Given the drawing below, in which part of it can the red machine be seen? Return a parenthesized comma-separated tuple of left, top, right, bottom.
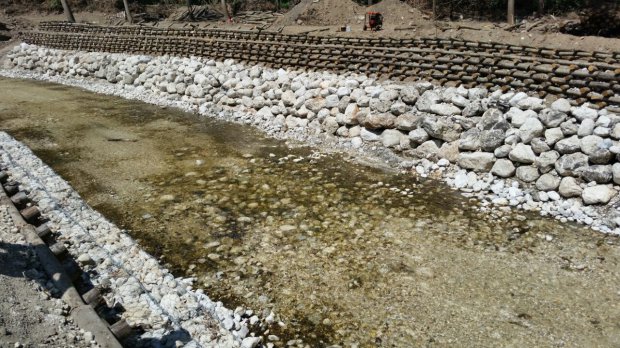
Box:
(363, 12, 384, 31)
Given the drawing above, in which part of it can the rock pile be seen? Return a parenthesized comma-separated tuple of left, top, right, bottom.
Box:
(3, 43, 620, 231)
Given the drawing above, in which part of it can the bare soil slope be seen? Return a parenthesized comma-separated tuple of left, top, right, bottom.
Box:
(275, 0, 426, 27)
(275, 0, 620, 53)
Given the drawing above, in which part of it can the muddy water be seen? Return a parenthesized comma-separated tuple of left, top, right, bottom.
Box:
(1, 77, 619, 347)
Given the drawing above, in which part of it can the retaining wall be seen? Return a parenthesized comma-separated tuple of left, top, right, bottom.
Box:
(20, 22, 620, 107)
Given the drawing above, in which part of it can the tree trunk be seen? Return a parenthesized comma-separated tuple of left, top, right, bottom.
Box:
(60, 0, 75, 23)
(123, 0, 133, 23)
(537, 0, 544, 15)
(507, 0, 515, 25)
(221, 0, 231, 21)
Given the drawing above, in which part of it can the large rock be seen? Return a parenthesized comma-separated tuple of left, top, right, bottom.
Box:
(381, 129, 404, 148)
(459, 128, 481, 151)
(577, 119, 595, 137)
(516, 166, 540, 182)
(530, 138, 550, 154)
(538, 108, 567, 128)
(360, 127, 381, 141)
(611, 123, 620, 140)
(614, 163, 620, 185)
(325, 94, 340, 108)
(395, 113, 421, 131)
(379, 89, 399, 101)
(468, 88, 487, 100)
(457, 152, 496, 172)
(580, 135, 613, 164)
(451, 94, 470, 108)
(321, 117, 339, 134)
(571, 106, 598, 121)
(361, 113, 395, 129)
(554, 135, 581, 154)
(516, 97, 544, 111)
(507, 107, 536, 128)
(551, 98, 571, 113)
(430, 103, 461, 116)
(558, 177, 582, 198)
(400, 86, 420, 105)
(576, 165, 613, 184)
(369, 98, 391, 113)
(479, 108, 509, 131)
(462, 101, 484, 117)
(582, 185, 616, 205)
(535, 150, 560, 173)
(494, 144, 512, 158)
(390, 102, 408, 116)
(281, 90, 296, 106)
(560, 120, 579, 136)
(519, 117, 544, 144)
(509, 144, 536, 164)
(438, 141, 460, 163)
(555, 153, 589, 176)
(480, 130, 506, 152)
(491, 159, 516, 178)
(544, 127, 564, 146)
(536, 173, 561, 191)
(415, 90, 441, 112)
(305, 97, 326, 112)
(408, 128, 429, 144)
(422, 116, 462, 142)
(241, 337, 262, 348)
(410, 140, 440, 159)
(342, 104, 361, 125)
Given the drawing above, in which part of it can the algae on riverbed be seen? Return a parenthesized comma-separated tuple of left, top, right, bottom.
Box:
(1, 77, 619, 347)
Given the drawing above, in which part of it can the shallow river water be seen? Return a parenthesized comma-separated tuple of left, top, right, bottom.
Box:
(1, 77, 619, 347)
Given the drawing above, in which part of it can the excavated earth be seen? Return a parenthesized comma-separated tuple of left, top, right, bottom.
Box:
(1, 77, 620, 347)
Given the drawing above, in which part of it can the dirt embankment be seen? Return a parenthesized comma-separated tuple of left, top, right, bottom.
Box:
(275, 0, 426, 27)
(274, 0, 620, 53)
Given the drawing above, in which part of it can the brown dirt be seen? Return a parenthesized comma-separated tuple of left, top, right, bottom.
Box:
(274, 0, 620, 53)
(274, 0, 427, 27)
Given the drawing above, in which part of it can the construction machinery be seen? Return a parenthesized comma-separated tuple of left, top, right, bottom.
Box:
(363, 12, 383, 31)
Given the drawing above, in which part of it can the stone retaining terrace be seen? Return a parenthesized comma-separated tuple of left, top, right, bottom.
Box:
(20, 21, 620, 106)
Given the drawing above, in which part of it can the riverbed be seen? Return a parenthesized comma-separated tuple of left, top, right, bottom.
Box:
(1, 77, 619, 347)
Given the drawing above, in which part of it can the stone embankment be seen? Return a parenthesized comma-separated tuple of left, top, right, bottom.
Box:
(20, 22, 620, 106)
(3, 43, 620, 236)
(0, 131, 262, 347)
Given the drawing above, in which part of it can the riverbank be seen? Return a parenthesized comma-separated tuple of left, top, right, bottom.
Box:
(1, 43, 620, 346)
(2, 43, 620, 235)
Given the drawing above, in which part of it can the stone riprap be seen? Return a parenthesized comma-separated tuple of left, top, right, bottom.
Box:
(0, 131, 257, 348)
(20, 22, 620, 106)
(3, 44, 620, 234)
